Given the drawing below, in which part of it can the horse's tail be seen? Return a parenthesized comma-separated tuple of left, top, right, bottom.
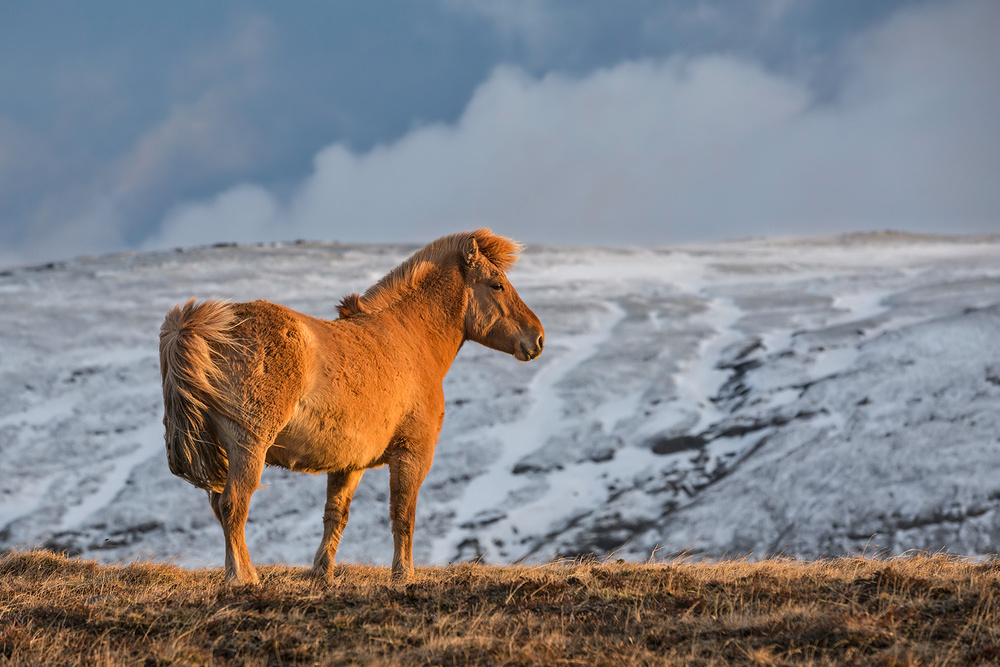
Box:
(159, 298, 236, 492)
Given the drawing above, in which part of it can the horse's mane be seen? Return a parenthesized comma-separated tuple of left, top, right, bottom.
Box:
(337, 228, 521, 318)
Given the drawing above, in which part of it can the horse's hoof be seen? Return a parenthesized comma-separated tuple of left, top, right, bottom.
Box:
(391, 569, 415, 584)
(224, 569, 261, 586)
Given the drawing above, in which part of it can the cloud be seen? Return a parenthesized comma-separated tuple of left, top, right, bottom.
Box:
(158, 184, 279, 248)
(3, 14, 274, 265)
(445, 0, 802, 58)
(146, 57, 806, 248)
(146, 0, 999, 251)
(443, 0, 555, 45)
(0, 117, 56, 219)
(114, 84, 264, 204)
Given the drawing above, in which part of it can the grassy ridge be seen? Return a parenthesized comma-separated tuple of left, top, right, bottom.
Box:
(1, 550, 999, 665)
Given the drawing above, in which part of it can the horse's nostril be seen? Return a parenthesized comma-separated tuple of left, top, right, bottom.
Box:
(536, 334, 544, 351)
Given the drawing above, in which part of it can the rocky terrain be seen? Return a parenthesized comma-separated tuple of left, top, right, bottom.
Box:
(2, 232, 999, 568)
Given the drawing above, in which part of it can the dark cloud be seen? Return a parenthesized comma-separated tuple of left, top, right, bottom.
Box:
(145, 0, 1000, 250)
(0, 1, 994, 266)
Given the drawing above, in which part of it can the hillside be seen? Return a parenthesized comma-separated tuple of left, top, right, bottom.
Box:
(1, 233, 1000, 568)
(2, 549, 999, 665)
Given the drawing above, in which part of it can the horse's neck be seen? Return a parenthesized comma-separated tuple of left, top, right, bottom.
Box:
(379, 274, 466, 378)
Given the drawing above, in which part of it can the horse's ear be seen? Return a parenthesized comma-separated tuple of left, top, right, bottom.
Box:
(462, 235, 480, 267)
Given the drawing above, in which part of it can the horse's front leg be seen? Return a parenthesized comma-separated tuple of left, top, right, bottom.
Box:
(388, 446, 434, 582)
(312, 468, 365, 581)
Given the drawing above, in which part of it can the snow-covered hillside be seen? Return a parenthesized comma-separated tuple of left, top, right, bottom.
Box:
(2, 233, 1000, 569)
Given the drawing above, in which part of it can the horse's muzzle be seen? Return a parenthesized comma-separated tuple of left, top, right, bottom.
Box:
(517, 333, 544, 361)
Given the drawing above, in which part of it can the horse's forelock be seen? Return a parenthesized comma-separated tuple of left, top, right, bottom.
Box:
(472, 228, 522, 273)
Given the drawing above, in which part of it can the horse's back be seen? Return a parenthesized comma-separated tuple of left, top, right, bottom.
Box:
(233, 303, 425, 472)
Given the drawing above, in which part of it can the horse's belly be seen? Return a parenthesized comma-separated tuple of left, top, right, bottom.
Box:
(268, 412, 390, 473)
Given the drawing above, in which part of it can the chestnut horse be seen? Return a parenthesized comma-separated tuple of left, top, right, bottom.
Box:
(159, 230, 544, 584)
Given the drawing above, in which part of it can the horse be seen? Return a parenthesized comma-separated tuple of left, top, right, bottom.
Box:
(159, 229, 545, 585)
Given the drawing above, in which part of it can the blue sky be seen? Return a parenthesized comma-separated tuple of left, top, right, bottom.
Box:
(1, 0, 997, 266)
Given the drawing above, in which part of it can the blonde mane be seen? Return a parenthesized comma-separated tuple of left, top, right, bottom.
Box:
(338, 228, 522, 317)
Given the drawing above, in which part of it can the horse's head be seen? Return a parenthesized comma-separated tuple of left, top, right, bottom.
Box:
(460, 234, 544, 361)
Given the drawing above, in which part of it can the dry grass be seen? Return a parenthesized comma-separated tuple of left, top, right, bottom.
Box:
(1, 549, 999, 665)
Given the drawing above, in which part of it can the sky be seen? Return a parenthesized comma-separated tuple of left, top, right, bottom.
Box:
(0, 0, 997, 267)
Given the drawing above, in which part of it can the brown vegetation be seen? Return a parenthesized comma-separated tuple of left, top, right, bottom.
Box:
(1, 549, 999, 665)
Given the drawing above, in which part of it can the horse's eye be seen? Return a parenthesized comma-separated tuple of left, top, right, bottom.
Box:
(490, 283, 504, 292)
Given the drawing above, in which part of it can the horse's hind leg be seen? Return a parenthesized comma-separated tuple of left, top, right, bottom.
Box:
(208, 490, 224, 525)
(212, 420, 268, 585)
(312, 469, 365, 581)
